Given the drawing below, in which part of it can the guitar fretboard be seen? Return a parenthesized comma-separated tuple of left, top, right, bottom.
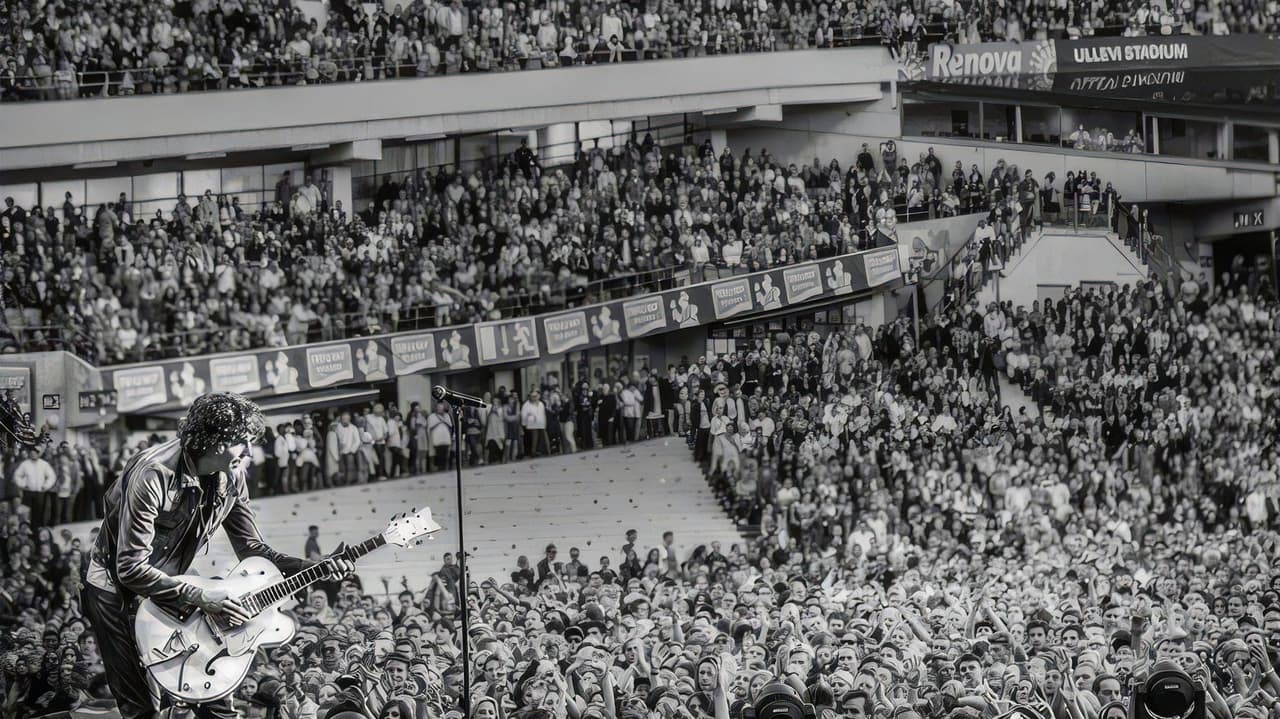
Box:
(246, 535, 386, 613)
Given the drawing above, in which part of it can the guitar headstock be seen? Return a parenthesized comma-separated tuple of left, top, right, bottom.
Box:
(382, 507, 443, 548)
(0, 390, 49, 453)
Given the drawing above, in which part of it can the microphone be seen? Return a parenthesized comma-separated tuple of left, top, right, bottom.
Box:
(431, 385, 489, 409)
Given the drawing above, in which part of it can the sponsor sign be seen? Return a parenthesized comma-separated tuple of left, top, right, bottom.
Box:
(1055, 36, 1280, 72)
(209, 356, 262, 394)
(305, 345, 355, 387)
(113, 366, 167, 412)
(709, 278, 754, 319)
(863, 248, 903, 286)
(622, 296, 667, 337)
(782, 265, 824, 304)
(389, 333, 438, 374)
(542, 312, 590, 355)
(926, 41, 1056, 79)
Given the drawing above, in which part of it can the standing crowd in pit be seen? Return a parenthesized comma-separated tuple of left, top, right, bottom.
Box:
(4, 215, 1279, 719)
(4, 0, 1278, 102)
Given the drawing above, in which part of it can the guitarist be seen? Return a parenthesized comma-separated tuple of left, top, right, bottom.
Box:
(80, 391, 355, 719)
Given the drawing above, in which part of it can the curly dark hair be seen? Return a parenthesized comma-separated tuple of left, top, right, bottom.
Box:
(178, 392, 266, 457)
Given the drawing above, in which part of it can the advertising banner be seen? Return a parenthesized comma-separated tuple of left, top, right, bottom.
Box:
(621, 296, 667, 338)
(543, 312, 591, 355)
(782, 264, 824, 304)
(389, 333, 438, 375)
(100, 246, 903, 412)
(863, 247, 904, 287)
(710, 277, 754, 319)
(209, 356, 262, 395)
(1052, 67, 1280, 105)
(113, 366, 168, 412)
(0, 365, 33, 415)
(1054, 36, 1280, 73)
(306, 344, 355, 388)
(925, 40, 1057, 80)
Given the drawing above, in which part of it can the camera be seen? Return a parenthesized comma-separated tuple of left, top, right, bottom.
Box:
(742, 683, 817, 719)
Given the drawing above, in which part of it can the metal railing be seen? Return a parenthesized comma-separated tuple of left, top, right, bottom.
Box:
(1116, 203, 1173, 280)
(3, 264, 691, 364)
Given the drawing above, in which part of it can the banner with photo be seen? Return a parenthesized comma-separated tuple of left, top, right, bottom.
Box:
(101, 247, 901, 413)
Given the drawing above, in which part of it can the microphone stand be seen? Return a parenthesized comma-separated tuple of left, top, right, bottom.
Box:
(451, 403, 471, 717)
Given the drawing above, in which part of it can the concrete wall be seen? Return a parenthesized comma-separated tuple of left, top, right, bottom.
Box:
(1192, 196, 1280, 238)
(2, 48, 894, 170)
(729, 105, 1277, 204)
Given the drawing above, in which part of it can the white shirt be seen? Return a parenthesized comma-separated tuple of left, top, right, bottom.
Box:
(521, 400, 548, 430)
(14, 458, 57, 492)
(365, 413, 389, 443)
(335, 423, 362, 454)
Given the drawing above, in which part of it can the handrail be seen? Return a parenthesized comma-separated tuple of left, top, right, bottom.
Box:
(0, 26, 905, 103)
(1116, 202, 1173, 281)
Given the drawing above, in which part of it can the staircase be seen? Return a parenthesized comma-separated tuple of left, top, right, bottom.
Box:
(61, 439, 746, 591)
(977, 227, 1149, 309)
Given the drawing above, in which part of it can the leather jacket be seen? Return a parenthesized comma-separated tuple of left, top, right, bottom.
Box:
(85, 438, 307, 609)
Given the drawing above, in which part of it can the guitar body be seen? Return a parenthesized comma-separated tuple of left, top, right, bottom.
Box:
(133, 556, 297, 705)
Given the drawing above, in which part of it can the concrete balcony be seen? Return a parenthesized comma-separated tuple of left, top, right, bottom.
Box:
(0, 48, 895, 171)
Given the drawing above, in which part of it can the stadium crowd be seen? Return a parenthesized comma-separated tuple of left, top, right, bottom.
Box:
(3, 217, 1278, 718)
(3, 137, 1051, 365)
(2, 0, 1277, 102)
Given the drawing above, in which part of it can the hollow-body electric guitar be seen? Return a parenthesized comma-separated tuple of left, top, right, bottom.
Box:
(133, 507, 442, 704)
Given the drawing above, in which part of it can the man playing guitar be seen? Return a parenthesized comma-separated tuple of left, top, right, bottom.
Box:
(81, 392, 355, 718)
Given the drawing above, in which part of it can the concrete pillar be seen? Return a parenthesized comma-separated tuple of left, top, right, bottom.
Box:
(1015, 105, 1024, 144)
(539, 123, 577, 166)
(708, 129, 727, 153)
(1269, 130, 1279, 165)
(323, 165, 352, 219)
(398, 372, 433, 415)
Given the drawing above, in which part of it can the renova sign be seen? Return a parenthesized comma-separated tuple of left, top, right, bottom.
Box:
(926, 41, 1057, 79)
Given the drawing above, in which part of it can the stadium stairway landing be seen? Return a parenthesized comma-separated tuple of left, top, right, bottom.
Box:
(976, 227, 1148, 310)
(60, 438, 746, 592)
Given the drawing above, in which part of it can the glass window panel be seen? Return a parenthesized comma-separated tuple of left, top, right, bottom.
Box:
(264, 162, 305, 190)
(1021, 105, 1061, 146)
(1233, 124, 1271, 163)
(1060, 108, 1145, 152)
(902, 99, 978, 139)
(0, 184, 40, 215)
(86, 176, 132, 207)
(183, 169, 222, 199)
(132, 172, 180, 222)
(1157, 117, 1219, 160)
(220, 166, 266, 213)
(430, 138, 455, 169)
(381, 145, 416, 174)
(980, 102, 1017, 142)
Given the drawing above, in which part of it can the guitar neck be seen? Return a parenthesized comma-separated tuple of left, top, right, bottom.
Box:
(249, 534, 386, 610)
